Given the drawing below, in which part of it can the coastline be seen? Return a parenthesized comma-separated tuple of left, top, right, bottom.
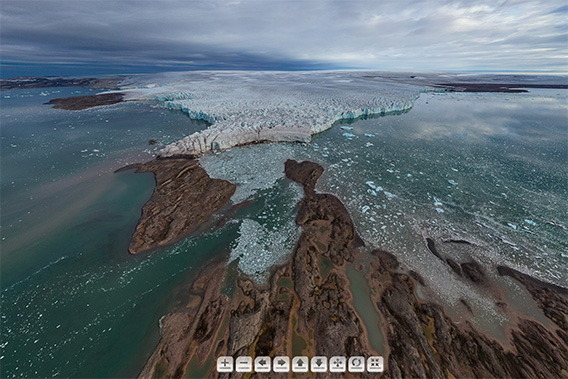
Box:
(3, 72, 566, 377)
(45, 92, 125, 110)
(136, 159, 568, 378)
(115, 157, 236, 255)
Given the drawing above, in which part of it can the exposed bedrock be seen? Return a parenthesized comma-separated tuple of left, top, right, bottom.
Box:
(221, 159, 373, 378)
(116, 157, 236, 254)
(368, 250, 568, 379)
(139, 260, 229, 379)
(498, 265, 568, 334)
(138, 159, 568, 378)
(45, 92, 125, 110)
(139, 159, 375, 378)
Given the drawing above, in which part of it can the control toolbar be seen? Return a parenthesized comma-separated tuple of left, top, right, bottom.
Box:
(217, 355, 384, 373)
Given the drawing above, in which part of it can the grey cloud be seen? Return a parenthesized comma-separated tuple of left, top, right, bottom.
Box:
(1, 0, 566, 76)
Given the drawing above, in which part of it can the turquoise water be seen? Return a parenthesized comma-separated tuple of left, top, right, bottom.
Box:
(0, 89, 237, 377)
(1, 86, 567, 377)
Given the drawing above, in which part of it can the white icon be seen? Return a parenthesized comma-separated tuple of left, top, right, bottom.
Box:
(349, 356, 365, 372)
(311, 356, 327, 372)
(273, 356, 290, 372)
(329, 356, 347, 372)
(292, 356, 309, 372)
(217, 356, 233, 372)
(254, 356, 271, 372)
(367, 356, 384, 372)
(235, 356, 253, 372)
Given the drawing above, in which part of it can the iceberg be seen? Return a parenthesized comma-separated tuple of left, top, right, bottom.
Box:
(118, 71, 422, 156)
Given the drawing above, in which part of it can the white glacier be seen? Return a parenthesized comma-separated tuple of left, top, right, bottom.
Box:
(118, 71, 423, 156)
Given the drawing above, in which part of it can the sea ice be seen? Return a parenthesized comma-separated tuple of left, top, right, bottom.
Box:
(384, 191, 396, 199)
(229, 218, 300, 283)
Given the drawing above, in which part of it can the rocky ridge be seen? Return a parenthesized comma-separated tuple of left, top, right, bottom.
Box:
(138, 160, 568, 378)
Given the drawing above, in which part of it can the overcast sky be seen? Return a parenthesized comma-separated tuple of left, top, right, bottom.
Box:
(1, 0, 567, 76)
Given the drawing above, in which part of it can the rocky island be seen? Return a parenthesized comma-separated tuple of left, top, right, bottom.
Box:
(45, 92, 125, 110)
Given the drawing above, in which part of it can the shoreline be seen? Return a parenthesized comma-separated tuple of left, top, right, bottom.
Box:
(45, 92, 126, 110)
(115, 157, 236, 255)
(136, 158, 568, 378)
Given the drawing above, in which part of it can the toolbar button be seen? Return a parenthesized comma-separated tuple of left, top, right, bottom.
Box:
(348, 356, 365, 372)
(367, 356, 384, 372)
(254, 356, 271, 372)
(217, 356, 233, 373)
(235, 356, 252, 372)
(292, 356, 309, 372)
(273, 356, 290, 372)
(329, 356, 347, 372)
(311, 356, 327, 372)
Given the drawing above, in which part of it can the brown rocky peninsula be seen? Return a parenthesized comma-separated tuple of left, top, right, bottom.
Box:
(138, 160, 568, 378)
(140, 159, 374, 378)
(45, 92, 125, 110)
(116, 157, 236, 254)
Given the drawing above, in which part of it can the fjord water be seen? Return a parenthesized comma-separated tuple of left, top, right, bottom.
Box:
(1, 86, 567, 377)
(0, 88, 240, 377)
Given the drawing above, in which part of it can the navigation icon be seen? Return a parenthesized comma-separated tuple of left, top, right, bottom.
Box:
(217, 356, 233, 373)
(254, 356, 271, 372)
(329, 356, 347, 372)
(273, 356, 290, 372)
(235, 356, 252, 372)
(348, 356, 365, 372)
(292, 356, 309, 372)
(311, 356, 327, 372)
(367, 356, 384, 372)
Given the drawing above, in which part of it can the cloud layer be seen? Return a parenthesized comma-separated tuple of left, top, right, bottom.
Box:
(1, 0, 566, 75)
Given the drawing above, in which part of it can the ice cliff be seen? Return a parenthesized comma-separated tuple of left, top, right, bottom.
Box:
(120, 71, 424, 156)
